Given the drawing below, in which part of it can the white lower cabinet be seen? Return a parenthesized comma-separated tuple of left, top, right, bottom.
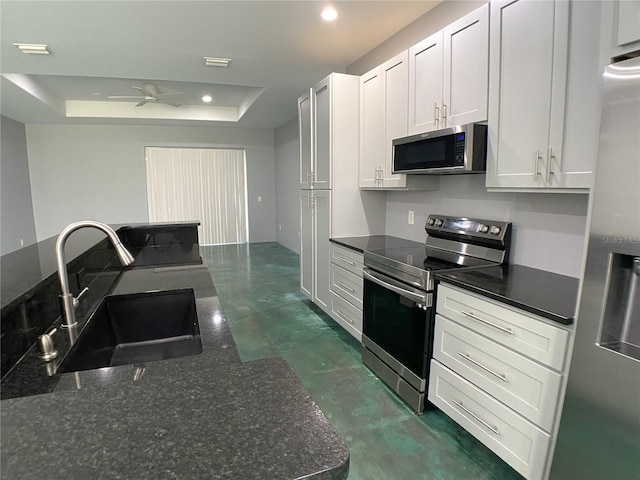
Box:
(329, 243, 364, 341)
(429, 361, 550, 480)
(429, 283, 572, 480)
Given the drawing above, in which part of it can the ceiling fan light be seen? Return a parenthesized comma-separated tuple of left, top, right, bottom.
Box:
(204, 57, 231, 68)
(13, 43, 50, 54)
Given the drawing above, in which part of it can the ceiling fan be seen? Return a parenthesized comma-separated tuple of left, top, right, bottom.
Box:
(108, 82, 183, 107)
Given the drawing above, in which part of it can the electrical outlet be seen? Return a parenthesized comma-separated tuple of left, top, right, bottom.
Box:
(408, 210, 415, 225)
(257, 196, 262, 203)
(20, 238, 24, 247)
(279, 224, 282, 231)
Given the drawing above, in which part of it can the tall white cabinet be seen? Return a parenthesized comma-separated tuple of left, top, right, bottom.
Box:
(299, 73, 384, 316)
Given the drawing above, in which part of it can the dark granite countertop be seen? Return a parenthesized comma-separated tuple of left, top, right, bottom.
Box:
(436, 264, 580, 325)
(1, 259, 349, 479)
(330, 235, 423, 254)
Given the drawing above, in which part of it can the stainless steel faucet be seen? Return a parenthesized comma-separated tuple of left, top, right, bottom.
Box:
(56, 220, 134, 327)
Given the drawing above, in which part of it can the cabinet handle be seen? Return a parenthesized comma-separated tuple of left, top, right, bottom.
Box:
(458, 352, 508, 383)
(452, 399, 500, 435)
(337, 256, 356, 266)
(546, 147, 554, 183)
(306, 171, 311, 186)
(533, 149, 541, 181)
(442, 101, 447, 127)
(336, 280, 355, 293)
(461, 310, 514, 335)
(434, 102, 440, 126)
(334, 309, 355, 324)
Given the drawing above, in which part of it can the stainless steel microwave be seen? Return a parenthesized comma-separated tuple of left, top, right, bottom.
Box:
(392, 123, 487, 175)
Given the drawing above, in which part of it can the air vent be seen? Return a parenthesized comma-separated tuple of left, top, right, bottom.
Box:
(204, 57, 231, 67)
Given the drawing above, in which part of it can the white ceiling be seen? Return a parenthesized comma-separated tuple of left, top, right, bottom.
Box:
(1, 0, 440, 129)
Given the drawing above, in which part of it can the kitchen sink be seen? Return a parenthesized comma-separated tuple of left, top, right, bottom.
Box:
(60, 289, 203, 373)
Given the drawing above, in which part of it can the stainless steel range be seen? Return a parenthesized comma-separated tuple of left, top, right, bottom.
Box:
(362, 215, 512, 413)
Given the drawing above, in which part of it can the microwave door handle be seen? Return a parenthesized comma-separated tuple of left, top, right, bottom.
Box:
(363, 269, 428, 305)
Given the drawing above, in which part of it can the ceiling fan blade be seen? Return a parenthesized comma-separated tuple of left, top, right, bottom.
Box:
(131, 85, 143, 91)
(108, 95, 145, 99)
(158, 99, 181, 107)
(135, 99, 149, 107)
(154, 92, 183, 98)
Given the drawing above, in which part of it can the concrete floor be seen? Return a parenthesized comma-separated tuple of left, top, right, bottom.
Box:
(202, 242, 523, 480)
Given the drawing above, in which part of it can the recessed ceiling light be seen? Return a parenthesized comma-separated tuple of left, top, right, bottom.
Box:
(13, 43, 50, 55)
(91, 91, 101, 95)
(204, 57, 231, 68)
(202, 95, 212, 103)
(321, 5, 338, 21)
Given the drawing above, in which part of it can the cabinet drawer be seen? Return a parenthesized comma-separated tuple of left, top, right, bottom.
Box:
(434, 315, 562, 432)
(330, 244, 364, 275)
(436, 284, 569, 370)
(330, 264, 363, 309)
(428, 360, 550, 480)
(330, 292, 362, 341)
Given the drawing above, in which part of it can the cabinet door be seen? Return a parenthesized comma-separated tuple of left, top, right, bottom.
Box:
(443, 3, 489, 127)
(408, 31, 443, 135)
(381, 51, 408, 188)
(298, 90, 313, 189)
(359, 67, 383, 188)
(299, 191, 313, 299)
(313, 190, 331, 313)
(486, 0, 567, 189)
(313, 77, 332, 189)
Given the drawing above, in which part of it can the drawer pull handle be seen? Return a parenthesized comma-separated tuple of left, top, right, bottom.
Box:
(334, 309, 354, 324)
(452, 399, 499, 435)
(458, 352, 508, 383)
(336, 280, 355, 293)
(461, 311, 514, 335)
(337, 256, 356, 266)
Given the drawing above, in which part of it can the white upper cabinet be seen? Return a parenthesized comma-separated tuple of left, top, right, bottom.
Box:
(312, 77, 332, 189)
(359, 68, 383, 189)
(298, 89, 313, 189)
(381, 51, 410, 188)
(408, 31, 443, 134)
(442, 3, 489, 128)
(611, 0, 640, 58)
(486, 0, 598, 191)
(409, 3, 489, 135)
(360, 52, 438, 190)
(360, 52, 408, 189)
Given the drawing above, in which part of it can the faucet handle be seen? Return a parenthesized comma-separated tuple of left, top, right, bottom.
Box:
(38, 328, 58, 362)
(72, 286, 89, 308)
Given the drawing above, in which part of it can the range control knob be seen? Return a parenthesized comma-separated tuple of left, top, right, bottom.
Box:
(426, 217, 435, 226)
(489, 225, 502, 235)
(478, 224, 489, 234)
(434, 218, 443, 227)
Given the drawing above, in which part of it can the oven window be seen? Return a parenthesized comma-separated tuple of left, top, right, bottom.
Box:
(363, 279, 430, 378)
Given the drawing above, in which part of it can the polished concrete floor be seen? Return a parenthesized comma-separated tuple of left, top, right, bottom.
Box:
(202, 242, 524, 480)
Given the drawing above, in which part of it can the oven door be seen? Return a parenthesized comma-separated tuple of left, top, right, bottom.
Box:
(362, 267, 433, 391)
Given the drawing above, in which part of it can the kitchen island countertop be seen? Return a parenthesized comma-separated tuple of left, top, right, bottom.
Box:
(1, 262, 349, 479)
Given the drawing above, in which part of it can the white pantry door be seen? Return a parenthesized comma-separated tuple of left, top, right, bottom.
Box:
(145, 147, 249, 245)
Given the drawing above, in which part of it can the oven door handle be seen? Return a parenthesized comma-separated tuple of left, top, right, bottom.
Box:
(363, 268, 431, 305)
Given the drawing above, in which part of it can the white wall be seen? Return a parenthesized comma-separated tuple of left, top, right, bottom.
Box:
(1, 115, 37, 255)
(386, 176, 589, 277)
(25, 124, 276, 243)
(274, 117, 300, 253)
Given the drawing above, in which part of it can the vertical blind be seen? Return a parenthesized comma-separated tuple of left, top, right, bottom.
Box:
(145, 147, 248, 245)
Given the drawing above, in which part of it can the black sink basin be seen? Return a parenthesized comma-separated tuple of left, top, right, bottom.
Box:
(60, 289, 203, 373)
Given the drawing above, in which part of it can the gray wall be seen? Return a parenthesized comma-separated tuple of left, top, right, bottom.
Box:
(274, 117, 300, 254)
(25, 124, 277, 243)
(1, 115, 37, 255)
(385, 176, 589, 277)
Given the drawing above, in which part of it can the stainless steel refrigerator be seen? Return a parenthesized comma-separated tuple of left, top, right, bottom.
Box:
(550, 57, 640, 478)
